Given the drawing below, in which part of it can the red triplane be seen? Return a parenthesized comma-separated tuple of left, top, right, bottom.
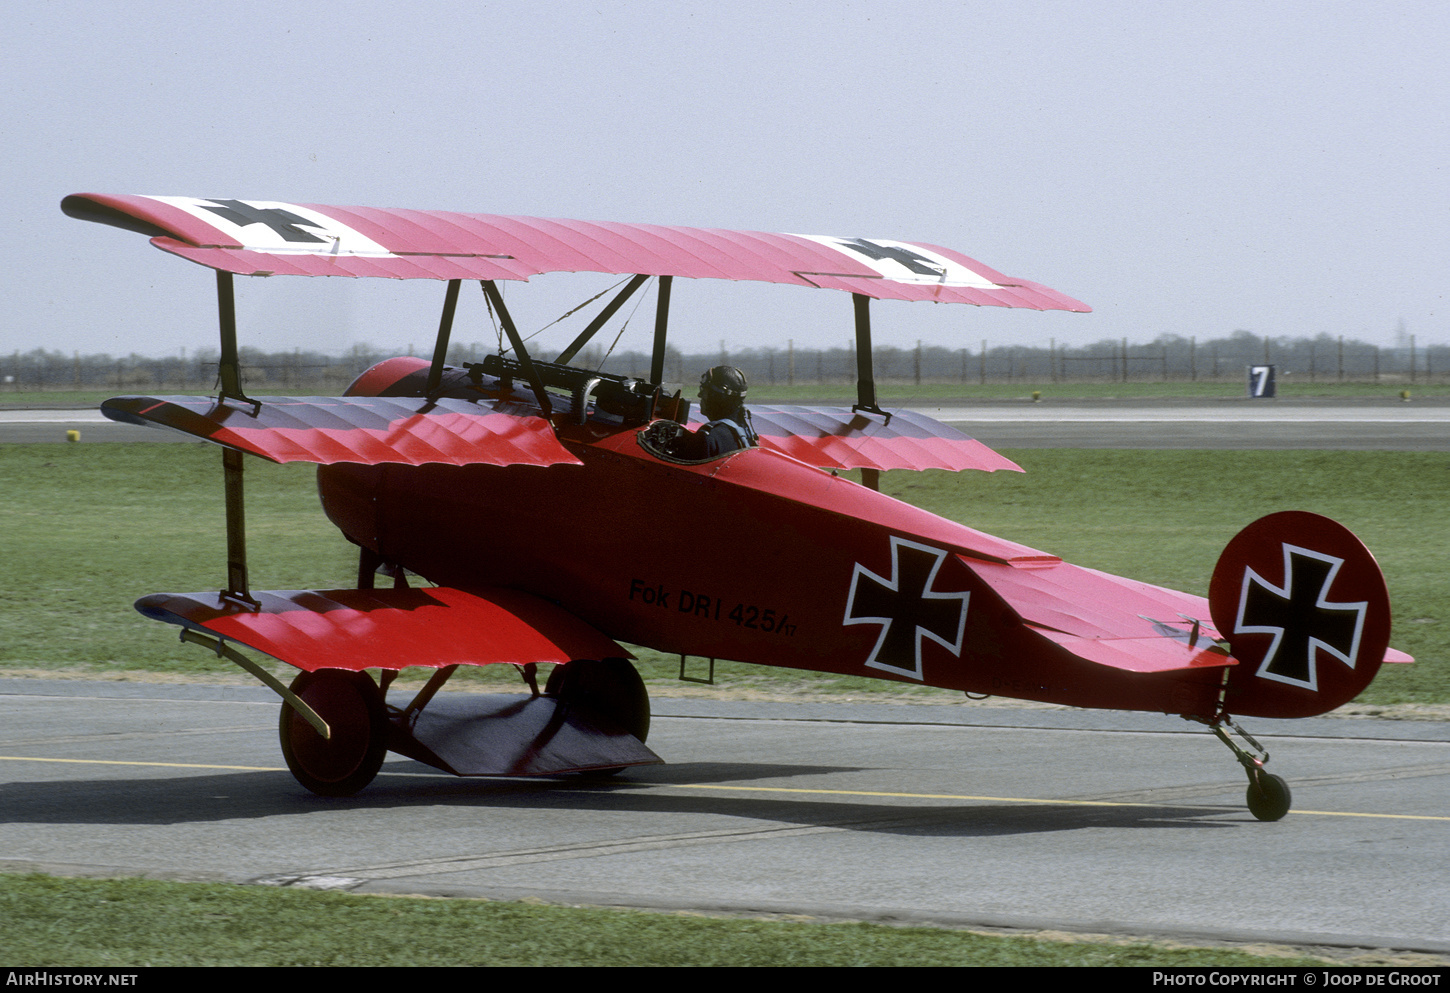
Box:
(64, 194, 1411, 820)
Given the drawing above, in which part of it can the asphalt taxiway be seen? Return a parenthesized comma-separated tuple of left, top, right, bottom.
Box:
(927, 397, 1450, 450)
(1, 679, 1445, 954)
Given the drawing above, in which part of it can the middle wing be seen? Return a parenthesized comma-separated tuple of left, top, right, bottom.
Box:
(102, 393, 581, 466)
(746, 405, 1022, 474)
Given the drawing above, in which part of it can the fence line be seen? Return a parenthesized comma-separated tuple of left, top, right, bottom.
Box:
(3, 337, 1445, 392)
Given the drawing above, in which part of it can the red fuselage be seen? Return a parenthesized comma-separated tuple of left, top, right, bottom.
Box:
(318, 361, 1228, 717)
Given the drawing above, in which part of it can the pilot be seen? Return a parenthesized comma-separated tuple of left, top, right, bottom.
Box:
(652, 365, 758, 459)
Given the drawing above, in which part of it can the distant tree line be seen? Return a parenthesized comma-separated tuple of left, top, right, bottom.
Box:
(3, 330, 1444, 393)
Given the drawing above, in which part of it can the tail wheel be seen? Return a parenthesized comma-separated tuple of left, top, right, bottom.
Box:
(1247, 773, 1292, 822)
(546, 657, 650, 742)
(279, 669, 388, 797)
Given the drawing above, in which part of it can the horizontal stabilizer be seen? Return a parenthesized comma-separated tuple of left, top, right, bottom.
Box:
(103, 394, 581, 467)
(747, 405, 1022, 474)
(1035, 630, 1233, 674)
(964, 556, 1222, 642)
(136, 587, 626, 672)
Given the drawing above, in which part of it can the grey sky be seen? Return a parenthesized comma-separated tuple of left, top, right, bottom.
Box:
(8, 1, 1447, 361)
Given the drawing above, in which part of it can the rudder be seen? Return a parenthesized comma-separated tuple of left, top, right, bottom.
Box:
(1208, 511, 1391, 719)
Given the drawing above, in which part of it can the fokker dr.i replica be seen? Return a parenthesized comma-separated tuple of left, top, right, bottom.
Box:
(64, 194, 1411, 820)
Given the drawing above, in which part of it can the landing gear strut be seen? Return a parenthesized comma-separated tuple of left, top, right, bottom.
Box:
(1206, 717, 1292, 822)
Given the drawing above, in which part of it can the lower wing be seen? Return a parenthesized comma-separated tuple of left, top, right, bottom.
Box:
(135, 586, 626, 671)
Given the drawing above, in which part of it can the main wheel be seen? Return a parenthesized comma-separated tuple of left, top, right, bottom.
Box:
(545, 657, 650, 742)
(279, 669, 388, 797)
(1246, 772, 1292, 822)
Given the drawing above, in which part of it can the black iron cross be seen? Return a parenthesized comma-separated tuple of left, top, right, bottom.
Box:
(200, 199, 328, 243)
(1238, 547, 1364, 689)
(845, 539, 969, 679)
(836, 238, 947, 278)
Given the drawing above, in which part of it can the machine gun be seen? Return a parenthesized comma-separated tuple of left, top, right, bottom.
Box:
(468, 354, 688, 426)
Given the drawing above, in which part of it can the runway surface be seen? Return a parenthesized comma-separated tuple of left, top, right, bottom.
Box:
(3, 397, 1450, 449)
(1, 679, 1446, 953)
(926, 398, 1450, 450)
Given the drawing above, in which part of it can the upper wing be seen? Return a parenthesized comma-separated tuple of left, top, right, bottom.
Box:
(103, 393, 581, 466)
(61, 194, 1089, 311)
(746, 405, 1022, 474)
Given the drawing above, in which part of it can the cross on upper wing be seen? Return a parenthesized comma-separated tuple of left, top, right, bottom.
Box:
(199, 199, 329, 243)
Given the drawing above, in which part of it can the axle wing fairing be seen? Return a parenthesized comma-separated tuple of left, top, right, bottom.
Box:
(136, 587, 626, 673)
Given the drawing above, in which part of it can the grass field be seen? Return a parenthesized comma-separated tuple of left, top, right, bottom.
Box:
(0, 442, 1442, 704)
(0, 873, 1358, 967)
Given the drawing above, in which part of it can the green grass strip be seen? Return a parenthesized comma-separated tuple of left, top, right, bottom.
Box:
(0, 873, 1335, 967)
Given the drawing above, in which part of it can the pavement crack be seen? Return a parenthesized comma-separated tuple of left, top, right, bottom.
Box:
(261, 818, 900, 885)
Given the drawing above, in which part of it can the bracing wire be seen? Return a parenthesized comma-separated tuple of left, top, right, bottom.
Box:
(596, 277, 653, 374)
(482, 276, 635, 359)
(524, 276, 631, 344)
(481, 282, 504, 355)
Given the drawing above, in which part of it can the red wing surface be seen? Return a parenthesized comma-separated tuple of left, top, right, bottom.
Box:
(62, 194, 1090, 310)
(135, 587, 625, 672)
(747, 405, 1023, 473)
(102, 394, 581, 467)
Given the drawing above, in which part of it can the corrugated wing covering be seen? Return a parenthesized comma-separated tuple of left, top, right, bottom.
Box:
(102, 394, 582, 466)
(747, 405, 1024, 473)
(135, 587, 627, 672)
(62, 193, 1090, 311)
